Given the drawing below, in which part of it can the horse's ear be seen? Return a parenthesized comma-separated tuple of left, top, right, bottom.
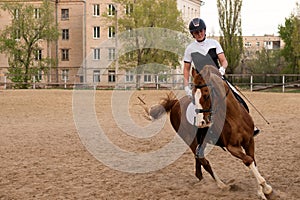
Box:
(191, 68, 197, 78)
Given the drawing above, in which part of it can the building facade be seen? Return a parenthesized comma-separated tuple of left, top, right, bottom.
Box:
(242, 35, 284, 60)
(177, 0, 202, 24)
(0, 0, 285, 88)
(0, 0, 202, 87)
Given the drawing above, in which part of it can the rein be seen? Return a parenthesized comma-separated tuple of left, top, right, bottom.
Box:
(195, 108, 212, 114)
(194, 83, 210, 89)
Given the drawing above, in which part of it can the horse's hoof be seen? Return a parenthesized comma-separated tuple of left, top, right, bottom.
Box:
(264, 189, 286, 200)
(218, 183, 230, 191)
(195, 173, 203, 181)
(228, 183, 242, 192)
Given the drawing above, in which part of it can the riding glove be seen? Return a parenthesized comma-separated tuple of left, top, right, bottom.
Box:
(219, 66, 226, 76)
(184, 86, 192, 97)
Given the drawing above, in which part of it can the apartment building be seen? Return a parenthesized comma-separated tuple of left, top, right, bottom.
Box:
(0, 0, 202, 86)
(242, 35, 284, 60)
(0, 0, 85, 85)
(210, 34, 284, 59)
(177, 0, 202, 24)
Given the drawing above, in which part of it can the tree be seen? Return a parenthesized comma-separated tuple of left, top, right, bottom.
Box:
(246, 48, 284, 74)
(278, 3, 300, 74)
(217, 0, 243, 73)
(106, 0, 188, 87)
(0, 0, 59, 88)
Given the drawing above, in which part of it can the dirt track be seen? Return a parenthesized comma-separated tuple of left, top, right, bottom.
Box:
(0, 90, 299, 199)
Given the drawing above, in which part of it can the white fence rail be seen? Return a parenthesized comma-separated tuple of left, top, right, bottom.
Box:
(1, 73, 300, 92)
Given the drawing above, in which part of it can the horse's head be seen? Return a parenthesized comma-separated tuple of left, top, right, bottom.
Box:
(191, 66, 212, 126)
(191, 65, 226, 127)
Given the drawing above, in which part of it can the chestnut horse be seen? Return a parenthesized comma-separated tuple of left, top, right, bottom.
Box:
(146, 65, 274, 199)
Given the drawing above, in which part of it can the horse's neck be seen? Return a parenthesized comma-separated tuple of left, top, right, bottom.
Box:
(216, 83, 241, 114)
(227, 93, 240, 109)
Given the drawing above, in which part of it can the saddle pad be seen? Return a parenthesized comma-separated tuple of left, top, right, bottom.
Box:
(186, 102, 203, 125)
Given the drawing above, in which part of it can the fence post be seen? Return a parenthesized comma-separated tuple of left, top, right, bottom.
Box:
(156, 75, 159, 90)
(250, 75, 253, 92)
(282, 75, 285, 93)
(4, 76, 6, 90)
(33, 76, 36, 89)
(64, 76, 67, 89)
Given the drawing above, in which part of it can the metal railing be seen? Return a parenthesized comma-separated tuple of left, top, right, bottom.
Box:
(1, 73, 300, 92)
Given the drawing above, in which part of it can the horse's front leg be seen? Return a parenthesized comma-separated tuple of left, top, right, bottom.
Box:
(195, 158, 203, 181)
(195, 144, 228, 189)
(190, 138, 203, 181)
(196, 156, 229, 190)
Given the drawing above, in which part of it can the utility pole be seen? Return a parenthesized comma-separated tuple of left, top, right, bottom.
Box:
(115, 5, 119, 85)
(83, 0, 87, 83)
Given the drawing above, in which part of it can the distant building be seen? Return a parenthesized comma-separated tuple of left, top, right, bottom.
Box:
(177, 0, 202, 25)
(0, 0, 285, 87)
(0, 0, 202, 87)
(242, 35, 283, 59)
(210, 34, 284, 60)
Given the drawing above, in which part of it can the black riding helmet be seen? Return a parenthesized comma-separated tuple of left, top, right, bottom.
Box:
(189, 18, 206, 33)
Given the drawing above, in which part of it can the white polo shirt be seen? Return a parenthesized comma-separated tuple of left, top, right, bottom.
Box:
(184, 38, 224, 72)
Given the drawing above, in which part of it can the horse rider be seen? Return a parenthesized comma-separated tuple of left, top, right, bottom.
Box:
(183, 17, 260, 136)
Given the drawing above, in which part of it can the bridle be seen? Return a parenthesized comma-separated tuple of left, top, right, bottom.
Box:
(193, 81, 230, 120)
(193, 83, 212, 114)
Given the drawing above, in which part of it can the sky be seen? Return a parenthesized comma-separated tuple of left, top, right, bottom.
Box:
(200, 0, 299, 36)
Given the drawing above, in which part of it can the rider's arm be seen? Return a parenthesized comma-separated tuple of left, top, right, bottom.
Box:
(184, 62, 191, 87)
(218, 52, 228, 70)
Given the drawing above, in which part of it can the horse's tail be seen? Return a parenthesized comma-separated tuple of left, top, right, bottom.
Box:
(144, 92, 178, 120)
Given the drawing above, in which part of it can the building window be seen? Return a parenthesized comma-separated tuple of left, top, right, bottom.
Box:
(35, 49, 42, 60)
(108, 4, 115, 16)
(61, 69, 69, 81)
(14, 9, 19, 20)
(93, 4, 100, 16)
(108, 70, 115, 82)
(126, 26, 133, 37)
(93, 48, 100, 60)
(61, 9, 69, 20)
(125, 4, 133, 15)
(93, 70, 100, 82)
(61, 49, 69, 61)
(126, 71, 134, 82)
(36, 70, 43, 81)
(256, 42, 260, 47)
(14, 29, 20, 40)
(93, 26, 100, 39)
(126, 51, 134, 60)
(144, 74, 151, 82)
(108, 48, 115, 60)
(245, 42, 251, 47)
(34, 8, 40, 19)
(108, 26, 115, 38)
(79, 76, 84, 83)
(62, 29, 69, 40)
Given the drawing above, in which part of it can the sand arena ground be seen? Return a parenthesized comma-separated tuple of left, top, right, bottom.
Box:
(0, 90, 299, 199)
